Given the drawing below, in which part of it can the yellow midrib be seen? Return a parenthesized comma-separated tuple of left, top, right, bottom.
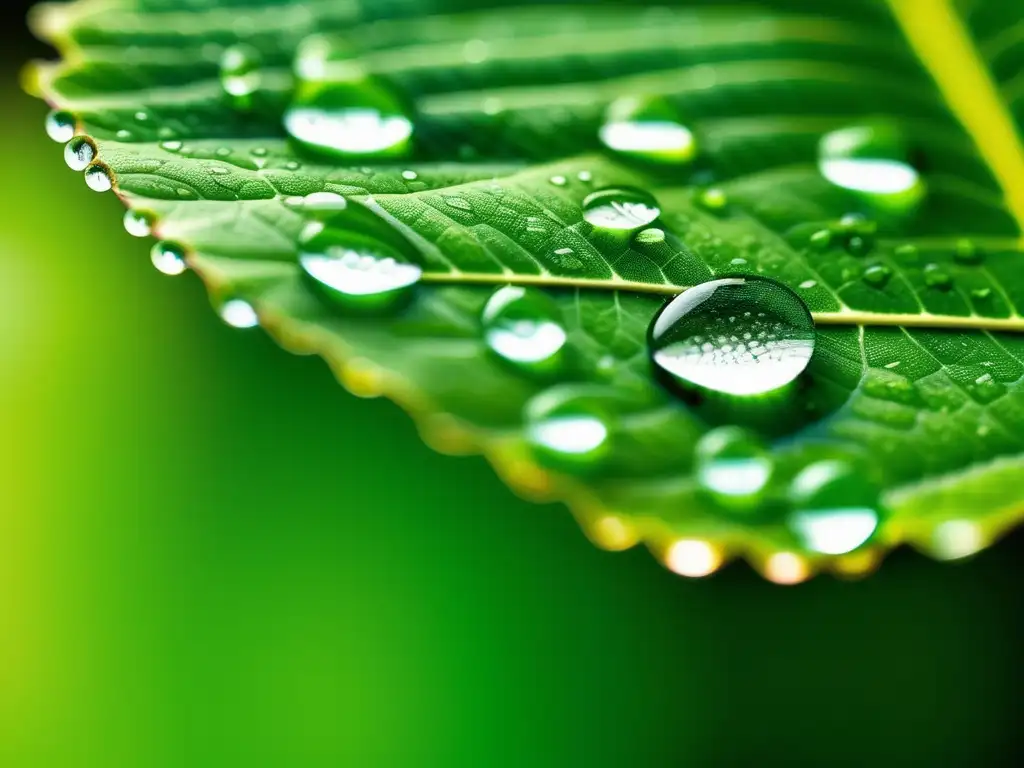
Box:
(886, 0, 1024, 244)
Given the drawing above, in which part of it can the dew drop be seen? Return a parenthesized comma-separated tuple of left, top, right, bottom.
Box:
(635, 227, 665, 245)
(481, 286, 567, 373)
(924, 263, 952, 290)
(46, 110, 75, 143)
(953, 238, 983, 264)
(798, 280, 817, 290)
(862, 264, 892, 288)
(160, 140, 182, 152)
(582, 187, 661, 231)
(549, 175, 567, 186)
(298, 215, 422, 311)
(150, 241, 187, 276)
(599, 96, 697, 165)
(220, 298, 259, 328)
(84, 165, 113, 192)
(818, 124, 924, 212)
(283, 191, 348, 214)
(220, 43, 262, 107)
(695, 426, 772, 507)
(123, 209, 154, 237)
(786, 460, 882, 555)
(844, 235, 872, 256)
(577, 170, 593, 183)
(64, 136, 96, 171)
(695, 187, 728, 214)
(649, 276, 815, 398)
(808, 229, 832, 251)
(525, 391, 611, 469)
(971, 287, 992, 300)
(115, 129, 133, 141)
(402, 169, 418, 181)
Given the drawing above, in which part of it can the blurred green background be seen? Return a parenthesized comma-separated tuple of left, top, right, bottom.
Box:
(2, 25, 1022, 767)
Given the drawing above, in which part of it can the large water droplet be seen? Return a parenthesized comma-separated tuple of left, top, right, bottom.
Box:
(818, 124, 924, 212)
(64, 136, 96, 171)
(151, 241, 187, 275)
(219, 43, 262, 107)
(695, 426, 772, 506)
(46, 110, 75, 143)
(123, 209, 154, 237)
(786, 460, 881, 555)
(582, 187, 661, 231)
(599, 96, 697, 164)
(525, 391, 611, 469)
(649, 276, 816, 398)
(482, 286, 567, 373)
(298, 215, 422, 310)
(84, 165, 113, 192)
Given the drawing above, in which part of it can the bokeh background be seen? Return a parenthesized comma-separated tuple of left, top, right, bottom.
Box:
(2, 4, 1022, 766)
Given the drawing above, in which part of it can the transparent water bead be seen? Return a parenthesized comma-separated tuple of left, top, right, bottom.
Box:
(283, 191, 348, 215)
(123, 209, 154, 237)
(219, 43, 262, 107)
(525, 390, 612, 470)
(599, 96, 697, 165)
(298, 217, 422, 310)
(84, 165, 113, 192)
(649, 276, 816, 398)
(818, 124, 924, 212)
(150, 241, 187, 276)
(582, 187, 661, 231)
(64, 136, 96, 171)
(786, 460, 882, 555)
(481, 286, 567, 374)
(695, 427, 772, 506)
(46, 110, 75, 143)
(220, 299, 259, 328)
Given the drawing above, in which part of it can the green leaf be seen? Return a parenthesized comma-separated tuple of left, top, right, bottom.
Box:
(26, 0, 1024, 580)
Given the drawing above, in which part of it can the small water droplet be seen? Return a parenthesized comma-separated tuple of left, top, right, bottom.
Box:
(220, 43, 262, 107)
(283, 191, 348, 214)
(884, 361, 901, 369)
(220, 298, 259, 328)
(844, 235, 872, 256)
(481, 286, 567, 373)
(160, 140, 182, 152)
(818, 124, 924, 212)
(402, 169, 418, 181)
(953, 238, 983, 264)
(893, 243, 919, 260)
(577, 170, 592, 183)
(599, 96, 697, 164)
(156, 126, 177, 140)
(975, 372, 993, 385)
(798, 280, 817, 290)
(251, 146, 268, 157)
(445, 196, 472, 212)
(115, 129, 133, 141)
(150, 241, 187, 275)
(549, 175, 567, 186)
(582, 187, 661, 231)
(525, 391, 611, 469)
(808, 229, 832, 250)
(134, 111, 149, 122)
(285, 160, 301, 171)
(123, 209, 154, 237)
(649, 276, 815, 398)
(971, 287, 992, 300)
(46, 110, 75, 143)
(786, 460, 882, 555)
(84, 165, 113, 192)
(298, 214, 422, 310)
(695, 187, 728, 213)
(862, 264, 892, 288)
(924, 263, 952, 290)
(64, 136, 96, 171)
(695, 426, 772, 507)
(635, 227, 665, 245)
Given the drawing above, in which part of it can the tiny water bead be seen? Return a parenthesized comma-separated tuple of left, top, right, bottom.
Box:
(283, 191, 348, 214)
(481, 286, 567, 373)
(123, 209, 154, 237)
(786, 460, 882, 555)
(953, 238, 983, 264)
(45, 110, 75, 143)
(150, 241, 187, 276)
(862, 264, 892, 288)
(924, 263, 953, 290)
(599, 96, 697, 165)
(219, 43, 262, 106)
(695, 187, 728, 214)
(525, 391, 612, 470)
(219, 298, 259, 329)
(817, 124, 925, 213)
(694, 427, 772, 506)
(581, 187, 661, 231)
(84, 165, 113, 192)
(648, 276, 816, 398)
(298, 217, 422, 310)
(635, 227, 665, 245)
(64, 136, 96, 171)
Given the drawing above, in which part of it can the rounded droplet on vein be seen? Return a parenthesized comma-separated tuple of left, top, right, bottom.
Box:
(481, 286, 567, 374)
(582, 187, 661, 231)
(648, 276, 816, 398)
(525, 390, 612, 471)
(599, 96, 697, 165)
(818, 124, 924, 213)
(219, 43, 262, 107)
(64, 136, 96, 171)
(298, 216, 422, 311)
(219, 298, 259, 328)
(786, 460, 882, 555)
(84, 165, 113, 192)
(283, 191, 348, 215)
(150, 240, 187, 276)
(46, 110, 75, 143)
(862, 264, 891, 288)
(695, 426, 772, 508)
(123, 209, 155, 237)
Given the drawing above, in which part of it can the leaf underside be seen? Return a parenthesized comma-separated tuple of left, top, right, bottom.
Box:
(26, 0, 1024, 580)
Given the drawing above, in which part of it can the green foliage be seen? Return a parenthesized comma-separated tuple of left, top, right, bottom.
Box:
(26, 0, 1024, 578)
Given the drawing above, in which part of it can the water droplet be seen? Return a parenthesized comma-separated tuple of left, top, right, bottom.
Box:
(808, 229, 832, 250)
(971, 287, 992, 300)
(924, 263, 952, 290)
(525, 391, 611, 469)
(665, 539, 723, 578)
(298, 215, 422, 310)
(635, 227, 665, 245)
(402, 169, 418, 181)
(953, 238, 983, 264)
(763, 552, 810, 585)
(786, 460, 881, 555)
(695, 187, 728, 214)
(549, 175, 567, 186)
(157, 126, 178, 140)
(798, 280, 817, 290)
(64, 136, 96, 171)
(844, 235, 872, 256)
(220, 298, 259, 328)
(649, 276, 816, 398)
(893, 243, 919, 260)
(481, 286, 567, 373)
(134, 111, 149, 122)
(123, 209, 154, 237)
(582, 187, 661, 231)
(818, 124, 924, 212)
(46, 110, 75, 142)
(445, 196, 472, 212)
(931, 519, 984, 561)
(599, 96, 697, 164)
(219, 43, 262, 107)
(577, 170, 593, 183)
(115, 129, 133, 141)
(84, 165, 113, 192)
(283, 191, 348, 214)
(150, 241, 187, 275)
(160, 140, 182, 152)
(862, 264, 892, 288)
(884, 361, 901, 369)
(695, 427, 772, 506)
(251, 146, 268, 157)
